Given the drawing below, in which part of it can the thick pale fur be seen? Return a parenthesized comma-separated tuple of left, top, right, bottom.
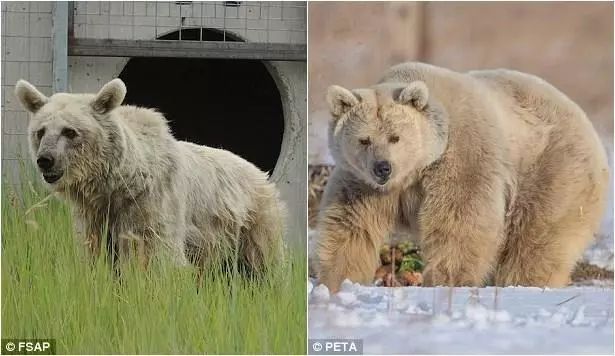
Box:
(15, 79, 286, 273)
(317, 62, 608, 292)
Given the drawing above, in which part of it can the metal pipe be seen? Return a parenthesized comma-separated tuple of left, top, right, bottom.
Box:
(52, 1, 69, 92)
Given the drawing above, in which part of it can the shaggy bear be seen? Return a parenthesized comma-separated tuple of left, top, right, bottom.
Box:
(316, 62, 608, 292)
(15, 79, 286, 273)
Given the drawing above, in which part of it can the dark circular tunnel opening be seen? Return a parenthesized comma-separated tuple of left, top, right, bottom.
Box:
(117, 28, 284, 173)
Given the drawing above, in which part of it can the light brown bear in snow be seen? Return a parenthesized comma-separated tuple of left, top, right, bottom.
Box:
(316, 62, 608, 292)
(15, 79, 285, 273)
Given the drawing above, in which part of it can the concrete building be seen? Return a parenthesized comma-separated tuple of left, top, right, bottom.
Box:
(1, 1, 307, 246)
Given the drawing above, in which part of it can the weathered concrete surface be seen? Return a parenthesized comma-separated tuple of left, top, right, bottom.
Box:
(268, 61, 307, 248)
(69, 38, 306, 61)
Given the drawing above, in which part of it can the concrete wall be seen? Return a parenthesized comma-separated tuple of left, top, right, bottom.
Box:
(268, 61, 307, 247)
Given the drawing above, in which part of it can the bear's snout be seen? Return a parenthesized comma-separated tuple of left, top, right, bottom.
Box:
(36, 153, 63, 184)
(373, 160, 392, 183)
(37, 153, 55, 171)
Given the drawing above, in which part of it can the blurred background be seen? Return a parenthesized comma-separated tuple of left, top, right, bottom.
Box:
(308, 1, 613, 273)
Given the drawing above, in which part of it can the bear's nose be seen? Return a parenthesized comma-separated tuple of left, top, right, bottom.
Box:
(37, 154, 55, 171)
(373, 160, 391, 180)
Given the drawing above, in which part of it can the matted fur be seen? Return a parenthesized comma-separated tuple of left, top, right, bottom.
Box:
(316, 62, 608, 292)
(15, 79, 286, 273)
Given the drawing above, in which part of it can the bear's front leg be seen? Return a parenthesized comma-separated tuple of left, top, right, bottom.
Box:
(316, 220, 382, 293)
(316, 178, 398, 293)
(420, 225, 498, 287)
(76, 213, 107, 264)
(116, 232, 152, 271)
(419, 172, 506, 287)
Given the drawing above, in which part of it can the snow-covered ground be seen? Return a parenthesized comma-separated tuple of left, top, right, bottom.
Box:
(309, 280, 614, 354)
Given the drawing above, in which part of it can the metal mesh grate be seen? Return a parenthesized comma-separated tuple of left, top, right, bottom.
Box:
(71, 1, 306, 44)
(1, 2, 54, 182)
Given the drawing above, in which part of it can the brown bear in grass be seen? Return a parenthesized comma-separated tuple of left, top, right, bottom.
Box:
(315, 62, 609, 292)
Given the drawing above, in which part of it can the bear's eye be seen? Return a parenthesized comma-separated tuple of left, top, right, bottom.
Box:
(389, 135, 400, 144)
(62, 128, 78, 139)
(359, 138, 371, 146)
(36, 128, 45, 140)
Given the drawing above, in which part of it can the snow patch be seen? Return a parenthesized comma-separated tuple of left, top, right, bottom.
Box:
(309, 284, 614, 354)
(311, 284, 330, 303)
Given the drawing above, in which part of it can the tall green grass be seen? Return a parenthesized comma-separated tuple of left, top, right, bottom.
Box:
(1, 171, 306, 354)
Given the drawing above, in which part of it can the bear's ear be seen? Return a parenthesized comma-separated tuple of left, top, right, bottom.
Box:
(397, 81, 429, 110)
(326, 85, 360, 117)
(91, 78, 126, 115)
(15, 80, 48, 113)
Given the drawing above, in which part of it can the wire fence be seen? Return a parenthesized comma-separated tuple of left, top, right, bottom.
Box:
(1, 2, 53, 180)
(72, 1, 306, 44)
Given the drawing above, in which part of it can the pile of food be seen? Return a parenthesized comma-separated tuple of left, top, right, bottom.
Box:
(375, 242, 424, 287)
